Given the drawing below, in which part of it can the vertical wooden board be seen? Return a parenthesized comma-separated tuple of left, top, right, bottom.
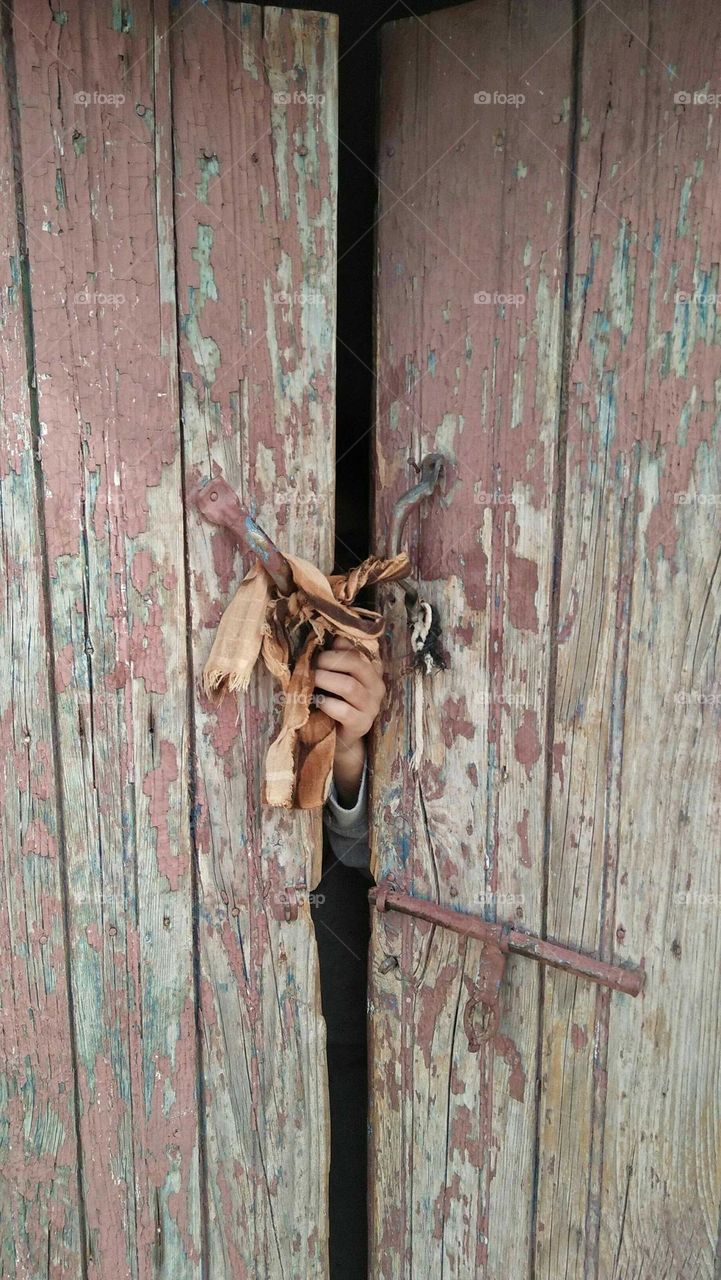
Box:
(369, 3, 572, 1276)
(538, 2, 721, 1276)
(12, 2, 201, 1274)
(171, 4, 336, 1275)
(0, 37, 84, 1276)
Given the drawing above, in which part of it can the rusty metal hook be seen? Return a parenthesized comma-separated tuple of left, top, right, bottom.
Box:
(192, 474, 294, 595)
(387, 452, 446, 609)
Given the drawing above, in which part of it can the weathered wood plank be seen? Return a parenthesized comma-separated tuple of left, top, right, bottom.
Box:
(369, 3, 572, 1276)
(171, 4, 336, 1275)
(0, 24, 84, 1275)
(538, 3, 721, 1276)
(10, 2, 201, 1273)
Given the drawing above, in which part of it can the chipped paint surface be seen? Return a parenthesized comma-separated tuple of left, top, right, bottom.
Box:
(174, 3, 336, 1277)
(0, 20, 84, 1270)
(1, 2, 336, 1276)
(2, 2, 203, 1274)
(369, 3, 570, 1275)
(539, 5, 721, 1277)
(370, 1, 721, 1277)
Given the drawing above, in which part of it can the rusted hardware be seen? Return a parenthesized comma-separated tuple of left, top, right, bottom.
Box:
(464, 938, 508, 1048)
(388, 452, 446, 609)
(193, 474, 294, 595)
(268, 884, 303, 923)
(370, 882, 645, 999)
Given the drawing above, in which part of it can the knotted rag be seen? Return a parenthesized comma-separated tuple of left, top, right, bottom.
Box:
(202, 549, 411, 809)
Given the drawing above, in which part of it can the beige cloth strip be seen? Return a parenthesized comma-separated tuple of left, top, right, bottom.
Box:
(202, 549, 411, 809)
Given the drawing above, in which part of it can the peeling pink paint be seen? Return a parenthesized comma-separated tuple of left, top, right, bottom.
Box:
(450, 1103, 483, 1167)
(507, 553, 539, 633)
(514, 710, 542, 778)
(55, 643, 75, 692)
(142, 741, 185, 891)
(493, 1034, 526, 1101)
(129, 610, 169, 694)
(571, 1023, 588, 1052)
(441, 696, 475, 747)
(432, 1174, 463, 1240)
(23, 819, 57, 859)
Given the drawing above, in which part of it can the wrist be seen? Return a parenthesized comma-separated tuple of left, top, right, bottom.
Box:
(332, 733, 366, 807)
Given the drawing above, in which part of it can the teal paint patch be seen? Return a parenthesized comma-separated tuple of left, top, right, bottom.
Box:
(191, 225, 218, 304)
(53, 9, 68, 23)
(673, 295, 691, 376)
(196, 153, 220, 204)
(660, 330, 672, 378)
(72, 130, 86, 157)
(677, 397, 692, 448)
(397, 830, 411, 867)
(676, 176, 692, 238)
(8, 254, 20, 306)
(598, 370, 617, 451)
(183, 267, 222, 387)
(55, 170, 66, 209)
(111, 3, 133, 33)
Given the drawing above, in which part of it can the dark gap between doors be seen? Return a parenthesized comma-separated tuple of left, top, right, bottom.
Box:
(292, 4, 480, 1277)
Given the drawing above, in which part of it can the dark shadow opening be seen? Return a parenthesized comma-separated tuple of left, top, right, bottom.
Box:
(302, 4, 480, 1276)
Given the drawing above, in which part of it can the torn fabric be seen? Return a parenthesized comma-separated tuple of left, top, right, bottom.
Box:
(202, 548, 411, 809)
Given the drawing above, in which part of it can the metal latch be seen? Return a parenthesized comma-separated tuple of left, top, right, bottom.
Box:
(386, 453, 447, 675)
(388, 452, 446, 612)
(193, 474, 294, 594)
(370, 880, 644, 1048)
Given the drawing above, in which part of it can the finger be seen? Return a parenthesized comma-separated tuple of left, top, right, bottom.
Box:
(316, 648, 384, 690)
(313, 693, 357, 728)
(330, 634, 383, 672)
(313, 668, 366, 710)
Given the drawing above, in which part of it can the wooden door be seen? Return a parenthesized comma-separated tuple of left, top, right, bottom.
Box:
(0, 3, 336, 1276)
(369, 2, 721, 1277)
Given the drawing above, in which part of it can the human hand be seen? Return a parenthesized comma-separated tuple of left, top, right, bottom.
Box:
(314, 635, 386, 806)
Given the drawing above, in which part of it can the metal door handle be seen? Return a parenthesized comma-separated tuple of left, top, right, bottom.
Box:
(370, 879, 644, 1048)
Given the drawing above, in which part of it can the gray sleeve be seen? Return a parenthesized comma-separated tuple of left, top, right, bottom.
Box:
(322, 757, 371, 872)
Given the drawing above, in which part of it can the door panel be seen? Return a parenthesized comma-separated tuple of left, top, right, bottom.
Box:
(174, 4, 337, 1275)
(370, 2, 721, 1278)
(539, 5, 721, 1276)
(0, 40, 84, 1270)
(370, 3, 573, 1276)
(8, 3, 202, 1271)
(0, 3, 336, 1275)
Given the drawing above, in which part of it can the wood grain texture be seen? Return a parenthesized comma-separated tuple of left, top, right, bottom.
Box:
(1, 2, 336, 1276)
(7, 2, 202, 1273)
(172, 4, 336, 1277)
(0, 22, 84, 1274)
(537, 4, 721, 1277)
(372, 1, 721, 1277)
(369, 3, 572, 1277)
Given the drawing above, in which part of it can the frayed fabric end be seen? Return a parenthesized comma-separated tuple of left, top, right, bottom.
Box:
(202, 666, 254, 699)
